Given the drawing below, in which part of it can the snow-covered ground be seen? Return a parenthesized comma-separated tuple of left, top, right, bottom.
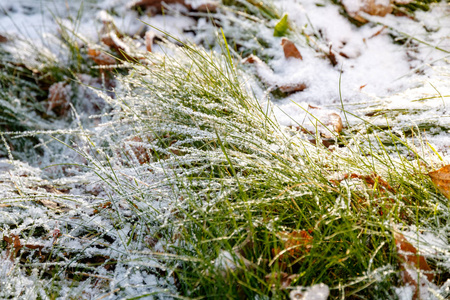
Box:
(0, 0, 449, 299)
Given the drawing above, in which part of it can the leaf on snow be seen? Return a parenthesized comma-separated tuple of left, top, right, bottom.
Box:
(394, 232, 434, 299)
(281, 38, 302, 60)
(428, 165, 450, 200)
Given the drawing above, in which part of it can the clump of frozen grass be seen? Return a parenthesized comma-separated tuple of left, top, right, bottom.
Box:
(76, 38, 449, 298)
(1, 1, 449, 298)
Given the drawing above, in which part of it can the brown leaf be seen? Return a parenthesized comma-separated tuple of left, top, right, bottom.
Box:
(88, 48, 116, 66)
(132, 0, 186, 12)
(343, 0, 393, 23)
(394, 232, 434, 299)
(346, 173, 395, 193)
(123, 136, 152, 164)
(328, 113, 343, 134)
(307, 106, 343, 135)
(277, 230, 313, 257)
(38, 199, 70, 213)
(281, 38, 302, 60)
(278, 83, 307, 94)
(93, 201, 113, 214)
(47, 82, 71, 115)
(242, 55, 260, 65)
(196, 3, 218, 12)
(0, 34, 7, 43)
(428, 165, 450, 199)
(3, 234, 23, 260)
(145, 31, 156, 52)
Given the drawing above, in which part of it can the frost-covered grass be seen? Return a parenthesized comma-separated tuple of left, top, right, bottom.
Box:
(1, 0, 450, 299)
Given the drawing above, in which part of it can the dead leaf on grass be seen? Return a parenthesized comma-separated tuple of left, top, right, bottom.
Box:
(123, 136, 152, 164)
(3, 234, 23, 260)
(47, 82, 71, 116)
(394, 232, 434, 299)
(88, 48, 116, 66)
(272, 230, 313, 263)
(38, 199, 70, 213)
(428, 165, 450, 199)
(145, 31, 156, 52)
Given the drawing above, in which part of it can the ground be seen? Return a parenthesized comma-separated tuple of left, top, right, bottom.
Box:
(0, 0, 449, 299)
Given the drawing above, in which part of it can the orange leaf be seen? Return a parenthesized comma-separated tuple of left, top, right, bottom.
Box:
(394, 232, 434, 299)
(281, 38, 302, 60)
(145, 31, 156, 52)
(280, 230, 313, 256)
(428, 165, 450, 199)
(88, 48, 116, 66)
(3, 234, 23, 260)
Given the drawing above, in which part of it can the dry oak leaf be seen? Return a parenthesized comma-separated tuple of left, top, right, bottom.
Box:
(428, 165, 450, 200)
(343, 0, 393, 23)
(394, 232, 434, 299)
(281, 38, 302, 60)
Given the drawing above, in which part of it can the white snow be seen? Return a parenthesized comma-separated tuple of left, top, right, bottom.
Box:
(0, 0, 449, 299)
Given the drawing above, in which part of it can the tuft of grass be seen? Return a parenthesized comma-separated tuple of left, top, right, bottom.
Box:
(74, 38, 449, 298)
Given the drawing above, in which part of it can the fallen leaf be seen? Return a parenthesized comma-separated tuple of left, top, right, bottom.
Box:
(428, 165, 450, 199)
(131, 0, 186, 12)
(88, 48, 116, 66)
(3, 234, 23, 260)
(326, 45, 337, 66)
(394, 232, 434, 299)
(242, 54, 307, 94)
(123, 136, 152, 164)
(0, 34, 7, 43)
(278, 83, 307, 94)
(343, 0, 393, 23)
(307, 106, 343, 135)
(195, 2, 218, 12)
(327, 113, 343, 134)
(344, 173, 395, 193)
(273, 230, 313, 262)
(47, 82, 71, 115)
(38, 199, 71, 213)
(281, 38, 302, 60)
(145, 31, 156, 52)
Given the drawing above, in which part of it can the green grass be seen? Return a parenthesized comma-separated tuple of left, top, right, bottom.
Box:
(77, 37, 449, 298)
(0, 1, 449, 299)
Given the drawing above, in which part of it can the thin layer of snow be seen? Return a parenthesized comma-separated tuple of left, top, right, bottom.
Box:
(289, 283, 330, 300)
